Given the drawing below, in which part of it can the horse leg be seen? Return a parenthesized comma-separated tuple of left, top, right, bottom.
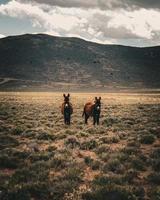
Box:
(64, 115, 67, 125)
(68, 115, 71, 125)
(64, 116, 65, 124)
(97, 115, 100, 125)
(93, 115, 96, 125)
(85, 114, 89, 124)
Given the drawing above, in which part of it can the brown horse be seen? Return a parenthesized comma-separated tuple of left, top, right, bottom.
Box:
(82, 97, 101, 125)
(61, 93, 73, 125)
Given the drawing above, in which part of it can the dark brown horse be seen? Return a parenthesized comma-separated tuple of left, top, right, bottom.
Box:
(61, 93, 73, 125)
(82, 97, 101, 125)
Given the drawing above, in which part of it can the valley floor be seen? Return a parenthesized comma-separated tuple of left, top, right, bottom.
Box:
(0, 92, 160, 200)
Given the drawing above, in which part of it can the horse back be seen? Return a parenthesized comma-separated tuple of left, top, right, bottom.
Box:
(84, 102, 94, 116)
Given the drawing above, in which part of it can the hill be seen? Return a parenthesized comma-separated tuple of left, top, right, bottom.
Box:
(0, 34, 160, 91)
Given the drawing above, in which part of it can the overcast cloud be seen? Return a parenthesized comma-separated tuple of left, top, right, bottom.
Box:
(0, 0, 160, 46)
(19, 0, 160, 10)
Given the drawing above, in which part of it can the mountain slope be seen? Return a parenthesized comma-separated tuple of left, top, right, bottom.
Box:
(0, 34, 160, 90)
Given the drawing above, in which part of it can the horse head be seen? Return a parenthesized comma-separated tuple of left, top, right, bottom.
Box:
(63, 93, 70, 107)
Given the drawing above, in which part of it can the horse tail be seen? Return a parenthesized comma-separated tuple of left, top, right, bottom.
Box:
(61, 103, 64, 115)
(82, 107, 85, 117)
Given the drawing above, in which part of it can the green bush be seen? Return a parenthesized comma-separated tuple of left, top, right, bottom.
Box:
(82, 185, 136, 200)
(148, 187, 160, 200)
(91, 160, 101, 170)
(140, 134, 156, 144)
(151, 148, 160, 159)
(0, 135, 19, 150)
(12, 127, 24, 135)
(29, 152, 53, 162)
(65, 136, 80, 148)
(95, 144, 110, 155)
(103, 117, 119, 127)
(131, 158, 145, 171)
(151, 159, 160, 172)
(2, 182, 50, 200)
(84, 156, 93, 165)
(93, 175, 124, 186)
(147, 173, 160, 184)
(50, 155, 67, 169)
(0, 154, 20, 169)
(36, 132, 56, 141)
(123, 169, 138, 184)
(80, 139, 98, 150)
(103, 158, 124, 174)
(64, 167, 83, 182)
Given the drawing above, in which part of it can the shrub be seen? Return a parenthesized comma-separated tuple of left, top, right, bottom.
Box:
(9, 166, 49, 185)
(131, 158, 145, 171)
(78, 131, 89, 137)
(2, 182, 50, 200)
(65, 136, 80, 148)
(151, 159, 160, 172)
(21, 130, 37, 138)
(148, 187, 160, 200)
(64, 167, 83, 182)
(82, 185, 136, 200)
(139, 134, 156, 144)
(84, 156, 93, 165)
(50, 155, 67, 170)
(29, 152, 53, 162)
(100, 136, 119, 144)
(65, 129, 75, 135)
(147, 173, 160, 184)
(99, 152, 110, 162)
(0, 135, 19, 150)
(95, 144, 110, 155)
(150, 127, 160, 138)
(132, 186, 145, 200)
(103, 158, 124, 174)
(91, 160, 101, 170)
(36, 132, 56, 141)
(0, 154, 20, 169)
(80, 139, 98, 150)
(12, 127, 24, 135)
(151, 148, 160, 159)
(123, 169, 138, 184)
(122, 147, 139, 155)
(103, 117, 119, 127)
(93, 175, 124, 186)
(127, 140, 140, 148)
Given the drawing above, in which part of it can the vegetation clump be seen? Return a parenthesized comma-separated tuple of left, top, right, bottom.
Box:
(139, 134, 156, 144)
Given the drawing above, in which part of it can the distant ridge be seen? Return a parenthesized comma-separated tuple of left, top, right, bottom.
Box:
(0, 34, 160, 91)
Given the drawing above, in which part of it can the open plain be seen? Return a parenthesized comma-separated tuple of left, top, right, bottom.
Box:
(0, 92, 160, 200)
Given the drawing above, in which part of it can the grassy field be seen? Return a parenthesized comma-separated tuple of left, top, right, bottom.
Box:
(0, 92, 160, 200)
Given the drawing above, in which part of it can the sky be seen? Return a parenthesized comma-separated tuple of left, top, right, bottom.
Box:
(0, 0, 160, 47)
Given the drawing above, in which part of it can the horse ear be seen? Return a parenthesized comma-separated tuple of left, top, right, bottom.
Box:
(68, 93, 70, 97)
(99, 97, 101, 100)
(63, 94, 66, 97)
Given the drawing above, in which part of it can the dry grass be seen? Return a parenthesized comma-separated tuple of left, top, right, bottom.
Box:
(0, 92, 160, 200)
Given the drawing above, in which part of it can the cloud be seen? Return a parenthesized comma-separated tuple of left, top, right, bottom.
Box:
(0, 0, 160, 46)
(18, 0, 122, 10)
(0, 34, 5, 38)
(19, 0, 160, 10)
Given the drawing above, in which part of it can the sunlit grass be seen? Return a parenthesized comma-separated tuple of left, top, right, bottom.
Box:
(0, 92, 160, 200)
